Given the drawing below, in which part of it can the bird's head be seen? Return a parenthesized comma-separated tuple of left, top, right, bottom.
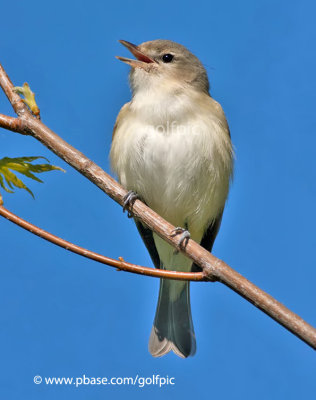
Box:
(116, 39, 209, 95)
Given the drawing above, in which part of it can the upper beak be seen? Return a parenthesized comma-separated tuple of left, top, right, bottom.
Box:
(116, 40, 156, 69)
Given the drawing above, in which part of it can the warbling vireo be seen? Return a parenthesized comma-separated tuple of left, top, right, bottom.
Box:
(110, 39, 233, 358)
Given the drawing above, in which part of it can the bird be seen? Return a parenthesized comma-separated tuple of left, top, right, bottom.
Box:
(110, 39, 234, 358)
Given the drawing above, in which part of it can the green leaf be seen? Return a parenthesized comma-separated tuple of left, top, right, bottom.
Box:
(0, 173, 14, 193)
(0, 156, 65, 201)
(13, 82, 40, 118)
(0, 156, 49, 163)
(1, 167, 34, 197)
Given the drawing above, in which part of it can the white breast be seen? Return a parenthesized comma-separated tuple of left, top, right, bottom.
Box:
(110, 89, 233, 242)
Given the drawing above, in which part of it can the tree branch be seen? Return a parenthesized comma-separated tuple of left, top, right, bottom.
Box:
(0, 113, 27, 133)
(0, 61, 315, 350)
(0, 205, 204, 281)
(0, 64, 31, 116)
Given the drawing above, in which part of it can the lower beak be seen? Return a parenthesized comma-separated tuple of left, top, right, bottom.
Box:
(116, 40, 156, 70)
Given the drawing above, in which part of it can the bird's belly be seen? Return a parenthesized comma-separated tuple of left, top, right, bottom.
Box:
(112, 119, 231, 241)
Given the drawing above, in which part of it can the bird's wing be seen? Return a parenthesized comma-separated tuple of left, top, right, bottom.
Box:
(112, 101, 130, 140)
(134, 219, 161, 269)
(192, 211, 224, 272)
(208, 96, 231, 139)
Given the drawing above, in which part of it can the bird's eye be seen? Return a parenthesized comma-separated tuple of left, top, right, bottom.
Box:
(162, 54, 174, 63)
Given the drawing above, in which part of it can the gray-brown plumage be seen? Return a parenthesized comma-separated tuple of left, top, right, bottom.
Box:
(111, 39, 233, 357)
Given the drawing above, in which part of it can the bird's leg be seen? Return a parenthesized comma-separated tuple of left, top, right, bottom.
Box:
(170, 226, 191, 249)
(123, 190, 140, 218)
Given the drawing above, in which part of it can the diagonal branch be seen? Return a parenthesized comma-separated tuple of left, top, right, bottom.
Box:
(0, 61, 315, 350)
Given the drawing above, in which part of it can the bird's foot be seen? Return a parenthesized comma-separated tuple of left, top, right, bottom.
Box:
(170, 227, 191, 249)
(123, 190, 139, 218)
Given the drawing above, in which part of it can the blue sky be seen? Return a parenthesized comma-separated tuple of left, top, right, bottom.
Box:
(0, 0, 315, 399)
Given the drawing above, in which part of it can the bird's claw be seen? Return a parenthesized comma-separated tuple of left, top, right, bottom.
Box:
(123, 190, 139, 218)
(170, 227, 191, 249)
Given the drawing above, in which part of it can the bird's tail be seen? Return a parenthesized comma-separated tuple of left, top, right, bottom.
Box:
(148, 278, 196, 358)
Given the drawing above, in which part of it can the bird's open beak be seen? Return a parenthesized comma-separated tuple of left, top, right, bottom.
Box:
(116, 40, 156, 70)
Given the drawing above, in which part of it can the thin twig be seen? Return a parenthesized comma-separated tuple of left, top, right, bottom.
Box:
(0, 205, 204, 281)
(0, 61, 315, 350)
